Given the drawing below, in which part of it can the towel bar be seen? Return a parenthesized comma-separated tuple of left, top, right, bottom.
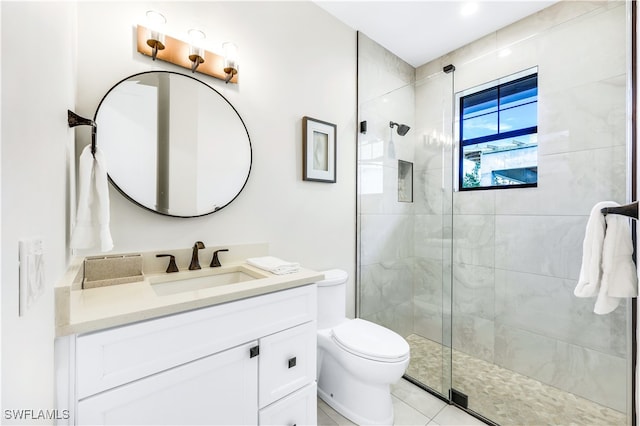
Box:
(600, 201, 638, 219)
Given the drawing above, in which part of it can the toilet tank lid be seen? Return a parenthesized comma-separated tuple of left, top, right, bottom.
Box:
(316, 269, 348, 286)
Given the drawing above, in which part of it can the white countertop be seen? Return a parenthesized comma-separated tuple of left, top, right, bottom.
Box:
(55, 246, 323, 336)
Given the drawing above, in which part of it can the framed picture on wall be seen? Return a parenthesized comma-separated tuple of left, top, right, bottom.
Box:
(302, 116, 336, 183)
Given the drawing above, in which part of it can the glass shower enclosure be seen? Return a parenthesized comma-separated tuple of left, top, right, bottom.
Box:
(357, 2, 634, 425)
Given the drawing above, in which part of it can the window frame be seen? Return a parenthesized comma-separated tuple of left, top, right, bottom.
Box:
(457, 68, 539, 192)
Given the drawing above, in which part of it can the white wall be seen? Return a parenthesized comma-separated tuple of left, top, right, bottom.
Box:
(1, 0, 3, 413)
(1, 0, 356, 418)
(1, 1, 76, 420)
(75, 2, 356, 291)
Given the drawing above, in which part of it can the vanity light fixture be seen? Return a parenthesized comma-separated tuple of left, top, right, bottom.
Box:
(136, 22, 239, 84)
(145, 10, 166, 61)
(188, 29, 206, 73)
(222, 42, 238, 84)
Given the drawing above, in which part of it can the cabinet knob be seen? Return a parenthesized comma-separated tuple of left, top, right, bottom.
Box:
(288, 357, 296, 368)
(250, 345, 260, 358)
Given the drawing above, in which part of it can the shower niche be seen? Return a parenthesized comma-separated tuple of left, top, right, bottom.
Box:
(397, 160, 413, 203)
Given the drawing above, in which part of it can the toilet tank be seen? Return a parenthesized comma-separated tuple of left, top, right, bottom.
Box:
(316, 269, 349, 330)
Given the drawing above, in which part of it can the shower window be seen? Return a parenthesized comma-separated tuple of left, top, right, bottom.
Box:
(459, 67, 538, 190)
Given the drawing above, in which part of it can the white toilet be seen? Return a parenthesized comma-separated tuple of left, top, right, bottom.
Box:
(316, 269, 410, 425)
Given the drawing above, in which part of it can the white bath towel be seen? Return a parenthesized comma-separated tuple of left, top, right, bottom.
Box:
(575, 201, 637, 314)
(70, 145, 113, 252)
(246, 256, 300, 275)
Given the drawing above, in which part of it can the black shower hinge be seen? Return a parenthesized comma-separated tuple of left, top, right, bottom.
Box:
(450, 388, 468, 408)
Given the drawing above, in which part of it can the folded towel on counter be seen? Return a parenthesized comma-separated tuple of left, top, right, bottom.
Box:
(70, 145, 113, 252)
(246, 256, 300, 275)
(574, 201, 638, 314)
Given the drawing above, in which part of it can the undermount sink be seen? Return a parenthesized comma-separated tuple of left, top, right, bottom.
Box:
(149, 265, 268, 296)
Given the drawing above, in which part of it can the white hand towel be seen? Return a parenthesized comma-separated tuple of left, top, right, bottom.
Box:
(70, 145, 113, 252)
(575, 201, 638, 314)
(246, 256, 300, 275)
(595, 205, 638, 314)
(575, 201, 613, 298)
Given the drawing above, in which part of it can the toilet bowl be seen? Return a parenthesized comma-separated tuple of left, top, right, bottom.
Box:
(316, 270, 410, 425)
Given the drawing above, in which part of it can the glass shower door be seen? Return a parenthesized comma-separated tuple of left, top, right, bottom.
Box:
(404, 69, 455, 400)
(448, 2, 633, 425)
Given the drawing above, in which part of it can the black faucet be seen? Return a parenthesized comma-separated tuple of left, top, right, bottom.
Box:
(210, 249, 229, 267)
(189, 241, 205, 270)
(156, 254, 179, 273)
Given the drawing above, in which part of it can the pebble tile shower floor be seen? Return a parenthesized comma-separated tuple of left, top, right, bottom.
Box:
(405, 334, 627, 426)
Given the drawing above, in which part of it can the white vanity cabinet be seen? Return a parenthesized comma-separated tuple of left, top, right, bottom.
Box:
(56, 284, 318, 426)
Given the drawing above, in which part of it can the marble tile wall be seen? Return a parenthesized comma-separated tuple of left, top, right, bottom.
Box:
(358, 33, 416, 337)
(413, 0, 630, 412)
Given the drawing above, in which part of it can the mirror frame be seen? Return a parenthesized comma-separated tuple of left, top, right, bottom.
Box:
(93, 71, 252, 218)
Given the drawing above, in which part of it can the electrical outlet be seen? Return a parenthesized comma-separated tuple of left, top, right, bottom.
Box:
(19, 238, 45, 316)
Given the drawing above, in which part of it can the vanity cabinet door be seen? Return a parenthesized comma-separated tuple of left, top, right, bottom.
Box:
(259, 321, 316, 408)
(76, 341, 258, 426)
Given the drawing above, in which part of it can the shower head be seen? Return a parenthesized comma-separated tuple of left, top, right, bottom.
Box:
(397, 124, 410, 136)
(390, 121, 410, 136)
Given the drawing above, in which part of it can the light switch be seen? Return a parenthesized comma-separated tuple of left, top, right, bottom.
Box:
(19, 238, 45, 316)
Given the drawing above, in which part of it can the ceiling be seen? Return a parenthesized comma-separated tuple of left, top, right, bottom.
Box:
(314, 1, 557, 67)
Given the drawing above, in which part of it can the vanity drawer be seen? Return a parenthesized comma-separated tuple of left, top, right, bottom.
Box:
(259, 321, 316, 408)
(76, 284, 316, 399)
(259, 382, 317, 426)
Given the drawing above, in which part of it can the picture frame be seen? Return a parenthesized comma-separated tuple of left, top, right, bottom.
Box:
(302, 116, 336, 183)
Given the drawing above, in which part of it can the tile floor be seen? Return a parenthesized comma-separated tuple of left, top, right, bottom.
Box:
(317, 378, 487, 426)
(404, 334, 627, 426)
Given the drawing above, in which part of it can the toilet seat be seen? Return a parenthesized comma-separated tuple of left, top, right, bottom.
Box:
(331, 319, 410, 363)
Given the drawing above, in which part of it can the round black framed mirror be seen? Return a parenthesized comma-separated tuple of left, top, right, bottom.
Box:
(94, 71, 252, 218)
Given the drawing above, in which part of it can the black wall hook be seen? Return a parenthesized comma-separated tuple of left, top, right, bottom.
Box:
(601, 201, 639, 219)
(68, 110, 97, 156)
(67, 110, 95, 128)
